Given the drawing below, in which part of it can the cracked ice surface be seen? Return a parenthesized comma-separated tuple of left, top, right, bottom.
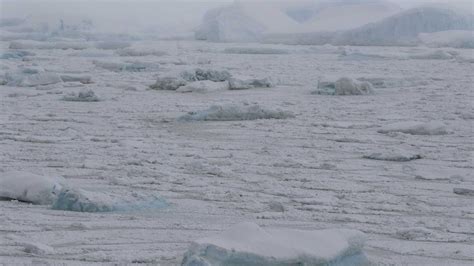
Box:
(0, 41, 473, 265)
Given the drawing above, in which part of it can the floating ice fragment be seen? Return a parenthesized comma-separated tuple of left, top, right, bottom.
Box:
(62, 90, 100, 102)
(378, 121, 448, 135)
(182, 222, 369, 266)
(51, 188, 168, 213)
(313, 77, 373, 96)
(179, 104, 294, 122)
(0, 171, 65, 205)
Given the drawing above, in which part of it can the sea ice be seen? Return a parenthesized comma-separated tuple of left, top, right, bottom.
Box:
(378, 121, 448, 135)
(9, 40, 89, 50)
(94, 41, 131, 50)
(363, 152, 422, 162)
(182, 222, 369, 266)
(178, 104, 294, 122)
(176, 80, 229, 93)
(0, 50, 35, 59)
(150, 76, 187, 90)
(51, 188, 168, 213)
(62, 90, 100, 102)
(0, 171, 65, 205)
(93, 60, 147, 72)
(228, 77, 273, 90)
(60, 74, 92, 84)
(181, 68, 232, 82)
(223, 47, 289, 54)
(5, 70, 62, 87)
(116, 47, 167, 57)
(409, 50, 456, 60)
(313, 77, 373, 96)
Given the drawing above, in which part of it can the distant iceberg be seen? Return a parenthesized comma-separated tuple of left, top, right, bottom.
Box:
(182, 222, 369, 266)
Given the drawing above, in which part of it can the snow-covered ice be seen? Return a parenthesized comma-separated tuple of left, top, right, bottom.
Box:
(0, 171, 65, 205)
(177, 80, 229, 93)
(0, 9, 473, 263)
(182, 222, 369, 266)
(52, 188, 168, 213)
(313, 77, 374, 96)
(179, 104, 294, 122)
(378, 121, 448, 135)
(62, 90, 100, 102)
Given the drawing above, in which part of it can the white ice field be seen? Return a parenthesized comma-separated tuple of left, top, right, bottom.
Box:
(1, 38, 473, 265)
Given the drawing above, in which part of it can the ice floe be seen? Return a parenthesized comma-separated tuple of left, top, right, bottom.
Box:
(179, 104, 294, 122)
(176, 80, 229, 93)
(378, 121, 448, 135)
(62, 90, 100, 102)
(52, 188, 168, 213)
(228, 77, 273, 90)
(5, 69, 62, 87)
(150, 76, 187, 90)
(181, 68, 232, 82)
(182, 222, 369, 266)
(0, 171, 65, 205)
(313, 77, 373, 96)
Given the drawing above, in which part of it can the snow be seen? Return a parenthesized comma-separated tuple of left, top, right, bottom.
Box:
(9, 40, 90, 50)
(0, 38, 472, 265)
(150, 76, 187, 90)
(333, 6, 474, 46)
(176, 80, 229, 93)
(0, 50, 35, 59)
(95, 41, 131, 50)
(51, 188, 168, 213)
(0, 171, 65, 205)
(419, 30, 474, 49)
(60, 74, 92, 84)
(409, 50, 456, 60)
(182, 222, 369, 266)
(116, 47, 167, 57)
(196, 1, 400, 43)
(93, 60, 148, 72)
(5, 70, 62, 87)
(178, 104, 294, 122)
(313, 77, 374, 96)
(181, 68, 232, 82)
(223, 47, 289, 54)
(228, 77, 273, 90)
(378, 121, 448, 135)
(62, 90, 100, 102)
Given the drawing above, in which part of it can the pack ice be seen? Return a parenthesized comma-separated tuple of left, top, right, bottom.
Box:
(313, 77, 374, 96)
(182, 222, 369, 266)
(179, 104, 293, 122)
(378, 121, 448, 135)
(0, 171, 65, 205)
(52, 188, 168, 213)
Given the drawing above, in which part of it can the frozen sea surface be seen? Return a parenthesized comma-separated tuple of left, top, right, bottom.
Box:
(0, 40, 473, 265)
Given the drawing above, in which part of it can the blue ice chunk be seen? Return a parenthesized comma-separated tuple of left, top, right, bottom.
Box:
(51, 188, 168, 213)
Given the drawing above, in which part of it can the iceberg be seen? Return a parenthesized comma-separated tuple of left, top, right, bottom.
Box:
(182, 222, 369, 266)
